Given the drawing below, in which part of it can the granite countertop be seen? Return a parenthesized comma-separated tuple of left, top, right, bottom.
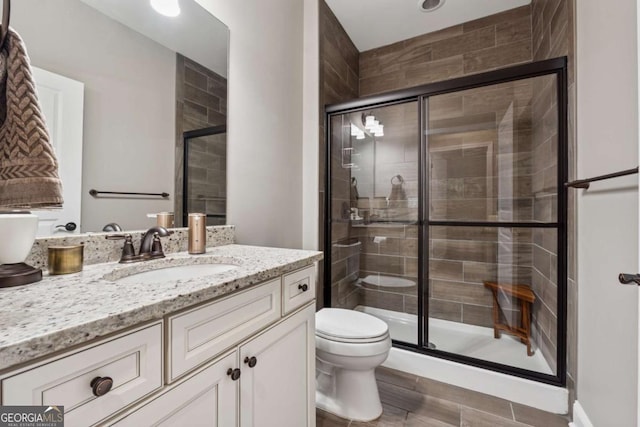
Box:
(0, 244, 323, 370)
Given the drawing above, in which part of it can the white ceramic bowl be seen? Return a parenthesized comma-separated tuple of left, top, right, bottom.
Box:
(0, 213, 38, 264)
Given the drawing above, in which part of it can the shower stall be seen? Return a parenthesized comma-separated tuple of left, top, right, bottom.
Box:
(324, 58, 567, 385)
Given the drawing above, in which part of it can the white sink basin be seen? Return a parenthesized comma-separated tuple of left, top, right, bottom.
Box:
(113, 263, 239, 284)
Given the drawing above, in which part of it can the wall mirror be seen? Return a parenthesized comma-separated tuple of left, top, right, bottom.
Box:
(11, 0, 229, 236)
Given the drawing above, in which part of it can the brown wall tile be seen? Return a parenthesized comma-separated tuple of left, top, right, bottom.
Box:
(463, 40, 532, 74)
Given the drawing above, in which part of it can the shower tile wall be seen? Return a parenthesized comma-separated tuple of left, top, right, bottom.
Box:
(347, 101, 419, 315)
(175, 54, 228, 226)
(329, 115, 361, 309)
(319, 0, 360, 309)
(530, 0, 576, 386)
(427, 79, 536, 328)
(351, 224, 419, 314)
(359, 6, 532, 97)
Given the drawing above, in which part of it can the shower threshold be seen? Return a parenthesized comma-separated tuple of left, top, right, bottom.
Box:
(355, 305, 553, 375)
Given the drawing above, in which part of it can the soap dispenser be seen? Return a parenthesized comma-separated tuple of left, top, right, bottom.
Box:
(188, 213, 206, 254)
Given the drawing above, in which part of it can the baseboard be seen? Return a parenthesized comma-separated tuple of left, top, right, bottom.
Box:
(384, 347, 569, 414)
(569, 401, 594, 427)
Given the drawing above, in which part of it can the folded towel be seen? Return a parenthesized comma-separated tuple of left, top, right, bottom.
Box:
(0, 28, 63, 208)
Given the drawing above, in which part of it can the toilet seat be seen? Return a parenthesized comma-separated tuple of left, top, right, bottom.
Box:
(316, 333, 391, 358)
(316, 308, 389, 343)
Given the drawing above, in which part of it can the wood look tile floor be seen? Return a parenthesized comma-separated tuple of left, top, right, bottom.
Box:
(316, 367, 570, 427)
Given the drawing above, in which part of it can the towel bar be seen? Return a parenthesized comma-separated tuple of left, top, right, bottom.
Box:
(89, 189, 169, 198)
(565, 167, 638, 189)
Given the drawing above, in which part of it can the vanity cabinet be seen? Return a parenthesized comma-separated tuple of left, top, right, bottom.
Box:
(239, 304, 315, 427)
(1, 264, 317, 427)
(167, 278, 282, 382)
(113, 303, 315, 427)
(112, 351, 239, 427)
(1, 323, 163, 427)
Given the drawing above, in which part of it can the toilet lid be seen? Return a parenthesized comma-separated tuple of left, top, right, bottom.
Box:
(316, 308, 389, 342)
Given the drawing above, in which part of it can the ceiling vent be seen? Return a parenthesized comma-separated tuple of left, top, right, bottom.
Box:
(418, 0, 445, 13)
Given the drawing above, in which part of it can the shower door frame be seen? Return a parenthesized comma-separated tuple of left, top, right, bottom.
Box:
(182, 125, 227, 227)
(324, 57, 568, 386)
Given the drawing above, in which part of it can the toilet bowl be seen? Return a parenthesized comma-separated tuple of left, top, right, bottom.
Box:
(315, 308, 392, 422)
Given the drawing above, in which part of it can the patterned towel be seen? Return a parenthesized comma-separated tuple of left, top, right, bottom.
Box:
(0, 28, 63, 208)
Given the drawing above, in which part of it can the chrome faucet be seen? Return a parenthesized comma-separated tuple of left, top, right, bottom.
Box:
(106, 226, 174, 263)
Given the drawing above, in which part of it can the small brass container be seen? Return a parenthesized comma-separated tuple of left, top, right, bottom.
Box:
(48, 245, 84, 275)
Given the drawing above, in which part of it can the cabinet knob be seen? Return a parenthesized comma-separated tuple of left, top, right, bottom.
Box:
(298, 283, 309, 292)
(244, 356, 258, 368)
(90, 376, 113, 397)
(227, 368, 241, 381)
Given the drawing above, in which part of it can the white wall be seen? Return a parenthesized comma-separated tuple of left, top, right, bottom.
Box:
(302, 0, 320, 250)
(13, 0, 175, 232)
(576, 0, 639, 425)
(194, 0, 319, 249)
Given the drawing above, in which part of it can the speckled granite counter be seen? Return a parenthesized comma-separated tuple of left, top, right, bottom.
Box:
(0, 244, 322, 370)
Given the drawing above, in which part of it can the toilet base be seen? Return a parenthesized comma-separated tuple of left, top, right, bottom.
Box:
(316, 365, 383, 422)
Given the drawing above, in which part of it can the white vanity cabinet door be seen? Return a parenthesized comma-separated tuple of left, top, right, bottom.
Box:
(110, 351, 238, 427)
(2, 323, 162, 427)
(168, 278, 281, 382)
(282, 266, 316, 315)
(239, 304, 315, 427)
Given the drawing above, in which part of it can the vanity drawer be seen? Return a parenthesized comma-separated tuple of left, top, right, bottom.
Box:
(168, 278, 281, 382)
(282, 265, 316, 315)
(2, 323, 163, 427)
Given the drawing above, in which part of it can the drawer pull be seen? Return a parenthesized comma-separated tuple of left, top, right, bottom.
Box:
(227, 368, 241, 381)
(298, 283, 309, 292)
(90, 376, 114, 397)
(244, 356, 258, 368)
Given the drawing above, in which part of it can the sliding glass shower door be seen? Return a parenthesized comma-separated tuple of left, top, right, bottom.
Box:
(424, 73, 563, 378)
(327, 101, 420, 342)
(325, 58, 567, 385)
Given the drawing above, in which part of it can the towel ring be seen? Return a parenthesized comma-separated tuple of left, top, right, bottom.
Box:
(391, 174, 404, 185)
(0, 0, 10, 51)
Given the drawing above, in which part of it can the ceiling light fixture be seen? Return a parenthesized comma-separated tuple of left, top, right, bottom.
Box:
(150, 0, 181, 17)
(418, 0, 445, 13)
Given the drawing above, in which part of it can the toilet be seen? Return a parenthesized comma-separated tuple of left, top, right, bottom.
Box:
(315, 308, 392, 422)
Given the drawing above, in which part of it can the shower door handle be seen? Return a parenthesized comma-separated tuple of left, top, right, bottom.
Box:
(619, 273, 640, 285)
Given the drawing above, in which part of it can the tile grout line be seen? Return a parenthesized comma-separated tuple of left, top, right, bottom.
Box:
(510, 402, 516, 421)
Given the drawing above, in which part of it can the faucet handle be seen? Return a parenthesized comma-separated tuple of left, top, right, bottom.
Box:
(105, 234, 137, 263)
(149, 233, 166, 259)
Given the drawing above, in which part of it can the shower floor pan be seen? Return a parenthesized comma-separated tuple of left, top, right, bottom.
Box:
(355, 305, 553, 375)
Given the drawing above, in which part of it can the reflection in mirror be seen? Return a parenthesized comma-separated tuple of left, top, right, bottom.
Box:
(12, 0, 229, 236)
(183, 125, 227, 226)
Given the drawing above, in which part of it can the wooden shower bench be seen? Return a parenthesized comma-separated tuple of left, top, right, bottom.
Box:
(483, 281, 536, 356)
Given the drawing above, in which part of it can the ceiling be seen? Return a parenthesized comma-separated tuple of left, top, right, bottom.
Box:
(80, 0, 228, 77)
(325, 0, 531, 52)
